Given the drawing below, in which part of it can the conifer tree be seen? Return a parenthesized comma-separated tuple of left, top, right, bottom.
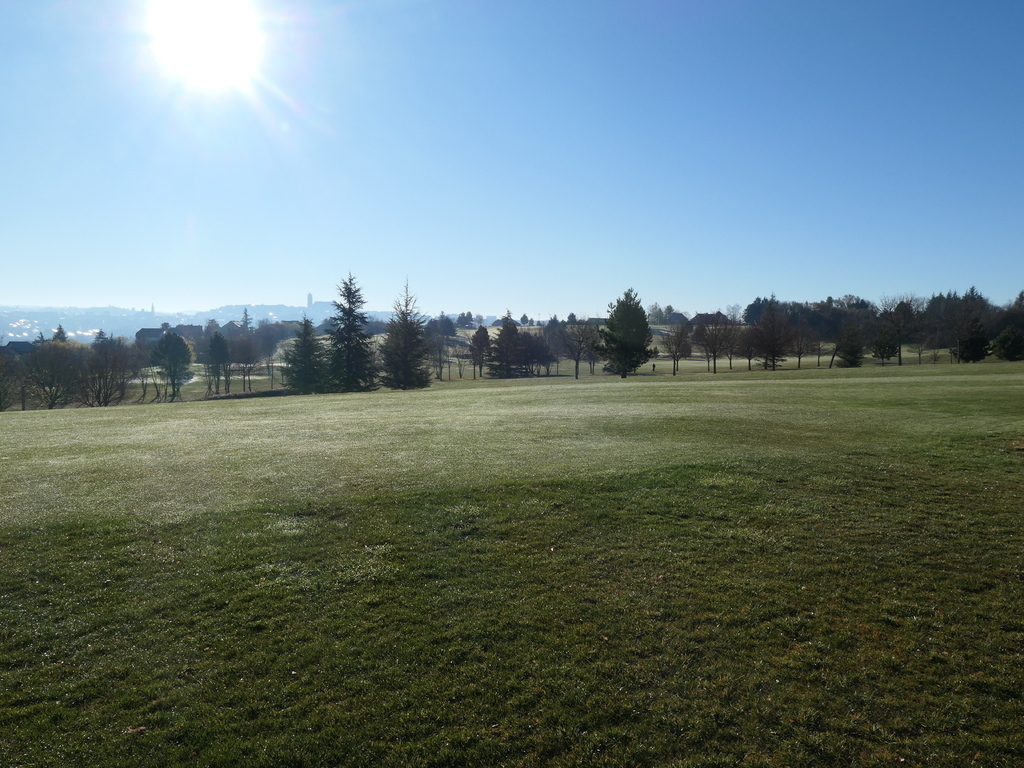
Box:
(959, 317, 989, 363)
(991, 326, 1024, 361)
(598, 288, 654, 378)
(283, 318, 326, 394)
(487, 313, 525, 378)
(327, 274, 377, 392)
(469, 325, 491, 379)
(379, 285, 432, 390)
(834, 325, 864, 368)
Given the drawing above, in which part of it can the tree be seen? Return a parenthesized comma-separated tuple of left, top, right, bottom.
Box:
(327, 274, 377, 392)
(522, 332, 556, 375)
(751, 297, 791, 371)
(232, 334, 262, 392)
(782, 317, 815, 368)
(52, 324, 69, 343)
(692, 313, 732, 373)
(788, 322, 818, 369)
(254, 319, 286, 360)
(379, 285, 432, 390)
(0, 350, 22, 411)
(878, 294, 923, 366)
(282, 318, 327, 394)
(542, 317, 566, 375)
(724, 306, 744, 369)
(937, 288, 992, 363)
(150, 332, 194, 401)
(425, 315, 456, 380)
(204, 318, 222, 340)
(647, 303, 666, 325)
(959, 317, 989, 363)
(80, 332, 137, 407)
(870, 327, 900, 364)
(24, 339, 84, 409)
(488, 313, 526, 378)
(207, 332, 230, 395)
(661, 322, 691, 375)
(203, 331, 230, 393)
(991, 326, 1024, 361)
(426, 314, 457, 338)
(598, 289, 654, 378)
(743, 297, 769, 325)
(833, 325, 864, 368)
(736, 326, 758, 371)
(908, 338, 931, 364)
(559, 318, 599, 379)
(469, 325, 491, 380)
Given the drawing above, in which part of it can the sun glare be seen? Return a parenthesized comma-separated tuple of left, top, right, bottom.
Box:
(148, 0, 265, 91)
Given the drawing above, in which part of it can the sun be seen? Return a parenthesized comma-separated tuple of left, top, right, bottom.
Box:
(147, 0, 265, 91)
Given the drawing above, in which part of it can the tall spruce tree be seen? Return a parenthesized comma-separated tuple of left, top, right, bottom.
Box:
(327, 274, 377, 392)
(487, 313, 525, 378)
(834, 325, 864, 368)
(283, 318, 326, 394)
(469, 325, 491, 379)
(959, 317, 989, 362)
(379, 285, 432, 390)
(598, 288, 654, 378)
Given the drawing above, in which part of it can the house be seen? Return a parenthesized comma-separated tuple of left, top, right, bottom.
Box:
(135, 324, 203, 347)
(689, 311, 731, 327)
(172, 325, 203, 344)
(1, 341, 34, 356)
(135, 328, 166, 347)
(219, 321, 248, 340)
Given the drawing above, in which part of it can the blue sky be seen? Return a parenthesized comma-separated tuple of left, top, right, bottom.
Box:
(1, 0, 1022, 319)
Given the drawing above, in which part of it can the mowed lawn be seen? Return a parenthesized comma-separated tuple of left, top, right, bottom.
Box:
(2, 364, 1023, 766)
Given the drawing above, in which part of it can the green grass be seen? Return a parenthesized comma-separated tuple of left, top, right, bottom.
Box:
(2, 364, 1023, 766)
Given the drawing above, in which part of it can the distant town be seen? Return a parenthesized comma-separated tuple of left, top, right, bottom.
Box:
(0, 299, 472, 344)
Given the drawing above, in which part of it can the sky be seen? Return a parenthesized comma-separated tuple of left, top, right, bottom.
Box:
(1, 0, 1022, 319)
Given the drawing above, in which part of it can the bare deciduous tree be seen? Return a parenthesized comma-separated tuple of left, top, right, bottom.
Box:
(232, 335, 262, 392)
(80, 332, 137, 406)
(24, 339, 84, 409)
(692, 313, 733, 373)
(788, 322, 819, 370)
(559, 318, 600, 379)
(661, 323, 691, 375)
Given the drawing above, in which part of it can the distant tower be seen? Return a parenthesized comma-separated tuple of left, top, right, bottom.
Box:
(151, 303, 155, 314)
(307, 293, 313, 309)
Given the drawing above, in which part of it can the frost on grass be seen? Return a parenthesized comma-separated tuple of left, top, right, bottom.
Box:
(7, 369, 1021, 526)
(250, 543, 397, 590)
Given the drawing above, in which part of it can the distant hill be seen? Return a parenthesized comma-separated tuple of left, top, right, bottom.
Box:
(0, 303, 395, 343)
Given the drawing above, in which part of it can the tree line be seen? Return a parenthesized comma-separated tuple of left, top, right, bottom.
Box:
(281, 278, 1023, 395)
(278, 279, 662, 393)
(3, 279, 1022, 411)
(0, 312, 299, 411)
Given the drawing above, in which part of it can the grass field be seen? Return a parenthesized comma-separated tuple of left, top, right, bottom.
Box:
(2, 364, 1023, 766)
